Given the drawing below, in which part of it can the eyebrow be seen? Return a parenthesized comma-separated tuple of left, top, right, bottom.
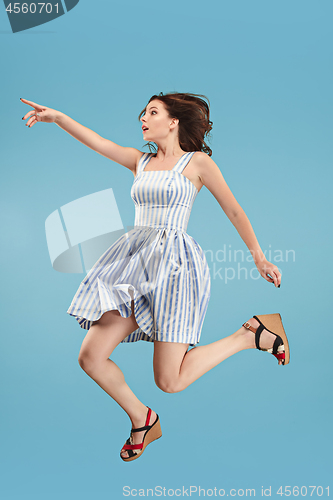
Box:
(147, 106, 158, 111)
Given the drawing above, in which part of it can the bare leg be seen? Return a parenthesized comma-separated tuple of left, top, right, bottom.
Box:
(153, 317, 283, 393)
(78, 300, 157, 459)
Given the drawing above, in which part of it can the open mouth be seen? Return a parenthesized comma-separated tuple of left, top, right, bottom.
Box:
(142, 127, 149, 132)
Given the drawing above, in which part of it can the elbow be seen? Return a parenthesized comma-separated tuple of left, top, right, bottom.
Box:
(227, 206, 243, 221)
(227, 206, 246, 225)
(230, 209, 240, 220)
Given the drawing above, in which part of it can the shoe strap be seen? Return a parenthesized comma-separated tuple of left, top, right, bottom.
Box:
(131, 407, 153, 433)
(145, 407, 152, 426)
(242, 321, 264, 350)
(255, 323, 265, 351)
(121, 444, 138, 459)
(272, 335, 283, 354)
(242, 321, 257, 334)
(243, 319, 283, 353)
(131, 425, 150, 433)
(122, 442, 144, 451)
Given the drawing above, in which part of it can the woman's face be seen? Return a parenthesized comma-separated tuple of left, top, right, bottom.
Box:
(140, 99, 177, 142)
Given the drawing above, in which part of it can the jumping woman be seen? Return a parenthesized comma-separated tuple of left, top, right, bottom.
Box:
(21, 92, 290, 462)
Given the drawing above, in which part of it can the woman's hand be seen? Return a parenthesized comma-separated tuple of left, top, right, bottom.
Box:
(256, 259, 281, 287)
(21, 98, 59, 127)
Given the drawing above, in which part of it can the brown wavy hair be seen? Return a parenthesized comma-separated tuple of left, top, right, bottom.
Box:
(138, 92, 213, 156)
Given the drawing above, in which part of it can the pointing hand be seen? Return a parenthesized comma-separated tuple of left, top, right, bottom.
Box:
(21, 98, 59, 127)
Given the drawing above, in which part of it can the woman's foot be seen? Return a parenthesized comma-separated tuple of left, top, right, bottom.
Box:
(120, 408, 157, 459)
(241, 317, 285, 365)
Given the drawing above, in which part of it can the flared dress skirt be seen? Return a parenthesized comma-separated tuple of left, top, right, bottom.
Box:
(67, 151, 211, 345)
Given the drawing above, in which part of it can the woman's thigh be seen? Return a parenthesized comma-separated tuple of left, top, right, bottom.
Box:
(79, 300, 139, 363)
(153, 340, 189, 392)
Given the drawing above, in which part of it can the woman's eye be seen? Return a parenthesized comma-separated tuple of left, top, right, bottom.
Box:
(151, 111, 157, 115)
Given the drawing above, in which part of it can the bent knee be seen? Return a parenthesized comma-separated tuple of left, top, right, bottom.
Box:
(154, 375, 181, 394)
(78, 351, 100, 374)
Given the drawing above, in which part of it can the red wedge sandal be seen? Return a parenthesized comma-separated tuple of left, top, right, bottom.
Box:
(120, 407, 162, 462)
(242, 313, 290, 365)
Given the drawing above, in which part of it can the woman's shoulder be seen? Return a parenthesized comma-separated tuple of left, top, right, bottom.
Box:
(191, 151, 222, 183)
(192, 150, 209, 159)
(192, 150, 211, 168)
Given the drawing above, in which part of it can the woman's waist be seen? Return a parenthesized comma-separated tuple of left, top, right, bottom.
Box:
(134, 208, 191, 231)
(133, 222, 188, 232)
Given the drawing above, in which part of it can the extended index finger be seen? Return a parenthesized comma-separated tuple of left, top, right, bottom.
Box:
(20, 98, 42, 110)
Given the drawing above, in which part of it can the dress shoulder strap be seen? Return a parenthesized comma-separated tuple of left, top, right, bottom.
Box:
(136, 152, 153, 175)
(173, 152, 196, 174)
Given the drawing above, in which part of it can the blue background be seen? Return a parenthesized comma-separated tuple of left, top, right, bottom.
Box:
(1, 1, 332, 498)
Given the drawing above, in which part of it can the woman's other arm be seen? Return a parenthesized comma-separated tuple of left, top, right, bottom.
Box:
(196, 152, 281, 287)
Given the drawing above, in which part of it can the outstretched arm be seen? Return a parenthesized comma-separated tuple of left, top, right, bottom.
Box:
(20, 98, 142, 173)
(196, 152, 281, 287)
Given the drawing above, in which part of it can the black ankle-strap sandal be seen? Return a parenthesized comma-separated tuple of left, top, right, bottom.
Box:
(120, 407, 162, 462)
(242, 313, 290, 365)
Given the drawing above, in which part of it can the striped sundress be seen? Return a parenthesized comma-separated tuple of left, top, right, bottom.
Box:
(67, 151, 211, 345)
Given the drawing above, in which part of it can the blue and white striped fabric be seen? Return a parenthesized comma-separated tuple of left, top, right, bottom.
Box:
(67, 151, 211, 345)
